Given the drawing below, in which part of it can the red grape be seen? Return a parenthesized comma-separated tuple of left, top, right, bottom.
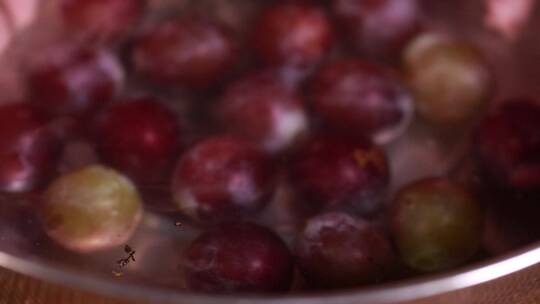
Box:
(27, 44, 124, 118)
(0, 103, 59, 192)
(171, 136, 275, 223)
(132, 19, 237, 88)
(251, 3, 333, 67)
(94, 97, 181, 184)
(310, 59, 413, 144)
(61, 0, 145, 42)
(216, 72, 308, 153)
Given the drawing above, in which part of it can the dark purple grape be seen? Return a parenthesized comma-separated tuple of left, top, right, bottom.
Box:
(483, 196, 540, 255)
(475, 99, 540, 191)
(183, 222, 294, 293)
(290, 133, 389, 216)
(294, 212, 395, 289)
(332, 0, 420, 59)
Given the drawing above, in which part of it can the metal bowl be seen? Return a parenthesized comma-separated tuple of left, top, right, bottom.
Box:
(1, 0, 540, 303)
(1, 237, 540, 303)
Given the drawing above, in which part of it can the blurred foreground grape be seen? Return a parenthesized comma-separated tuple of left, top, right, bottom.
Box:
(390, 178, 483, 272)
(41, 165, 143, 253)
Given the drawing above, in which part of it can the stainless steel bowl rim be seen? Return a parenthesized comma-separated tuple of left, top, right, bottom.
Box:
(1, 241, 539, 304)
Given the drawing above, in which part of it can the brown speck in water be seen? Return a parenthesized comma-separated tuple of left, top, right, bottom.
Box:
(124, 245, 134, 254)
(354, 148, 386, 172)
(112, 270, 123, 277)
(46, 214, 63, 230)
